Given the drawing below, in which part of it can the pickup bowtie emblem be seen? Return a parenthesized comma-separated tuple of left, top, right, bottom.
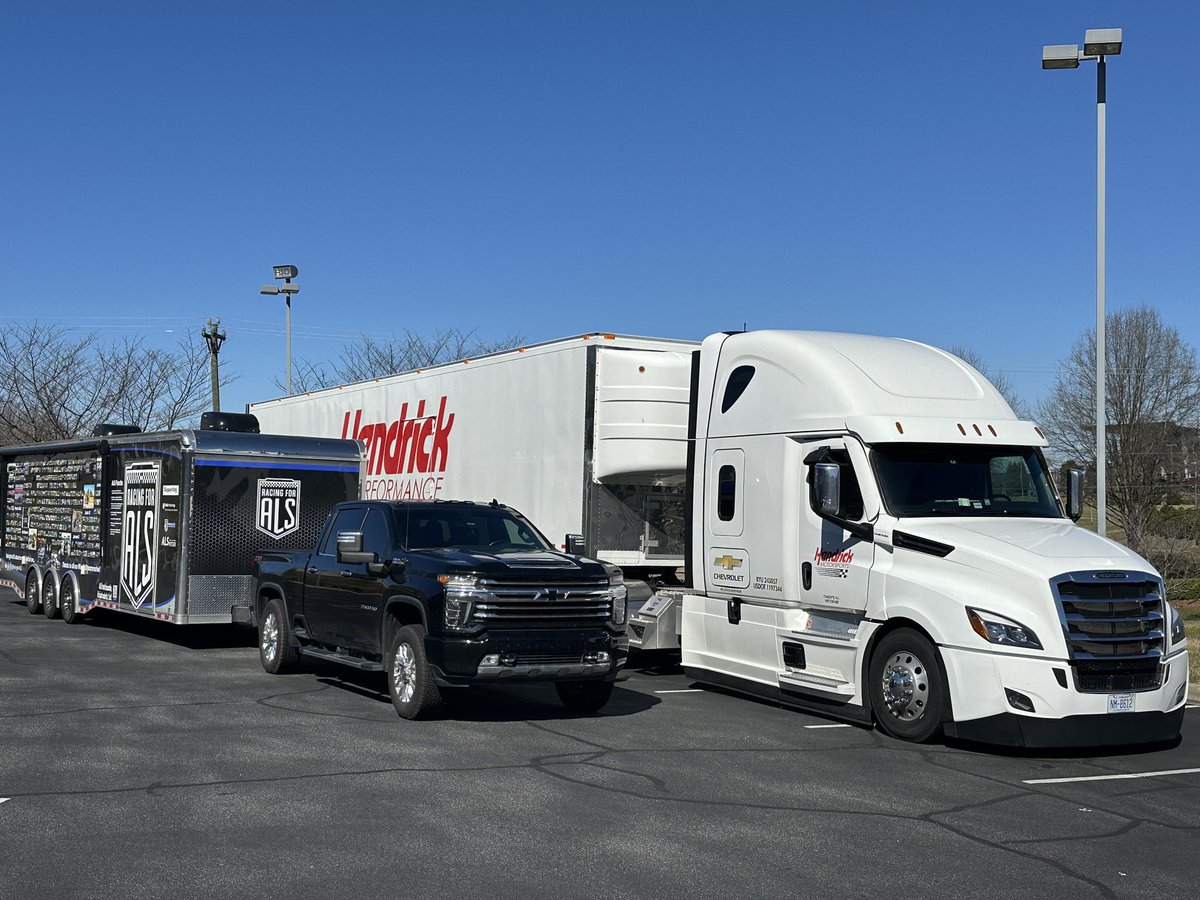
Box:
(536, 589, 568, 601)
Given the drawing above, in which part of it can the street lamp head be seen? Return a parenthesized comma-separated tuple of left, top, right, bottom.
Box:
(1042, 44, 1081, 69)
(1084, 28, 1122, 57)
(278, 284, 300, 294)
(272, 264, 299, 280)
(260, 285, 281, 295)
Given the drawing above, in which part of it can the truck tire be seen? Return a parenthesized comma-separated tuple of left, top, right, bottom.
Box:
(259, 598, 299, 674)
(25, 571, 42, 615)
(555, 680, 614, 714)
(60, 577, 82, 625)
(42, 574, 61, 619)
(386, 625, 442, 720)
(868, 628, 947, 743)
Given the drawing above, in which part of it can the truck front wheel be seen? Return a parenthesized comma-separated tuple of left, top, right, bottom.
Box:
(868, 628, 947, 743)
(259, 598, 299, 674)
(556, 680, 614, 714)
(387, 625, 442, 720)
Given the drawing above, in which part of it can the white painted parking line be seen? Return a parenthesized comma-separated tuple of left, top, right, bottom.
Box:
(1186, 705, 1198, 710)
(1023, 767, 1200, 785)
(0, 798, 8, 804)
(654, 689, 705, 694)
(804, 723, 852, 729)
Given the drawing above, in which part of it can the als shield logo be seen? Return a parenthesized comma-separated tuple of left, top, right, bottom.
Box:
(120, 461, 161, 609)
(256, 478, 301, 539)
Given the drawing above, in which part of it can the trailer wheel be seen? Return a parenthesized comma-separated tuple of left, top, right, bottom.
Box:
(25, 571, 42, 615)
(42, 574, 61, 620)
(60, 578, 82, 625)
(868, 628, 947, 743)
(386, 625, 441, 720)
(555, 680, 614, 714)
(259, 598, 299, 674)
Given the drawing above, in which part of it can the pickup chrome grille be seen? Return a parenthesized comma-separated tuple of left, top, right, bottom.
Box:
(1051, 572, 1165, 693)
(471, 578, 612, 623)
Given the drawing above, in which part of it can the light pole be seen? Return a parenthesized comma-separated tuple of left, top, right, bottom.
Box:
(260, 264, 300, 395)
(1043, 28, 1122, 537)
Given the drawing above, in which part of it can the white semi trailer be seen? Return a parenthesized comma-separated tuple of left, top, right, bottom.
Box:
(251, 331, 1189, 746)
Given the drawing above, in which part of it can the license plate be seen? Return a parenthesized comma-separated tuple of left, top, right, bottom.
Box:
(1107, 693, 1135, 713)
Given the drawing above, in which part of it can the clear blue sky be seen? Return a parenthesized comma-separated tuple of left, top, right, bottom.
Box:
(2, 2, 1197, 414)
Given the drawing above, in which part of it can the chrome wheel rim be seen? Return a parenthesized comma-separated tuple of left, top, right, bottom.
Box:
(880, 650, 928, 721)
(62, 584, 72, 618)
(262, 612, 279, 663)
(43, 582, 55, 613)
(393, 642, 417, 704)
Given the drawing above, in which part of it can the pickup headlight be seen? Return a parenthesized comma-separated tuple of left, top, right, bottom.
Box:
(966, 608, 1042, 650)
(1170, 606, 1187, 646)
(440, 573, 480, 629)
(609, 574, 627, 625)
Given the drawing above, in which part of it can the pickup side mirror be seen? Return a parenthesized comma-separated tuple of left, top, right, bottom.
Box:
(814, 463, 842, 517)
(336, 531, 377, 566)
(1066, 468, 1084, 522)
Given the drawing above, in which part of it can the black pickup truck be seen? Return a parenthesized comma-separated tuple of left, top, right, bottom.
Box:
(252, 499, 628, 718)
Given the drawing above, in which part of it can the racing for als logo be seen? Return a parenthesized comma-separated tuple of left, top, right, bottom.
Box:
(120, 461, 161, 609)
(256, 478, 301, 539)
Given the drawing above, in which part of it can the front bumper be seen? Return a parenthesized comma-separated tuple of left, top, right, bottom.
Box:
(940, 644, 1189, 748)
(425, 627, 628, 686)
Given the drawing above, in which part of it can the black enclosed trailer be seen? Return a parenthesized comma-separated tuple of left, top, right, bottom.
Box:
(1, 424, 362, 625)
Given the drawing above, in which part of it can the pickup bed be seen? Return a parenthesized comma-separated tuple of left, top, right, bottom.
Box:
(252, 499, 629, 718)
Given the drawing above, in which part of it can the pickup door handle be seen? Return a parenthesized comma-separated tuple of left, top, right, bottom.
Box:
(306, 567, 319, 576)
(339, 570, 354, 577)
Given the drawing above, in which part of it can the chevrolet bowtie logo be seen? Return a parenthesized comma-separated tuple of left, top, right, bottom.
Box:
(714, 554, 743, 570)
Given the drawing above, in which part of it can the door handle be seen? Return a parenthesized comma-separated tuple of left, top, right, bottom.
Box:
(339, 570, 354, 577)
(306, 567, 318, 576)
(802, 562, 812, 591)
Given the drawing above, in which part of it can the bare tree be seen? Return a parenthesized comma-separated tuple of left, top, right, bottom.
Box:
(277, 328, 525, 393)
(945, 344, 1027, 418)
(0, 323, 232, 443)
(1040, 306, 1200, 552)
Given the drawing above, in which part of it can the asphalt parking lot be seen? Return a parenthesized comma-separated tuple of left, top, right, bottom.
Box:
(2, 597, 1198, 900)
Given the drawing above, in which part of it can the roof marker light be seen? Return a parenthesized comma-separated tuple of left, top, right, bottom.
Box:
(957, 424, 966, 435)
(895, 421, 904, 434)
(1035, 426, 1045, 439)
(973, 424, 982, 436)
(988, 425, 997, 436)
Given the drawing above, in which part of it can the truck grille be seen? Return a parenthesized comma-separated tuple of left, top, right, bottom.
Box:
(1051, 572, 1165, 693)
(471, 578, 612, 623)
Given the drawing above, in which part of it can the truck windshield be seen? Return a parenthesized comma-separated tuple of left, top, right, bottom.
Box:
(872, 444, 1062, 519)
(400, 506, 551, 552)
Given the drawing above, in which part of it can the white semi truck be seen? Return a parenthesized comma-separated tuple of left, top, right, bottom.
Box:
(250, 331, 1189, 746)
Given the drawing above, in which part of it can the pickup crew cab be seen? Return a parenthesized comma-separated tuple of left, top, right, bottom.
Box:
(252, 499, 629, 718)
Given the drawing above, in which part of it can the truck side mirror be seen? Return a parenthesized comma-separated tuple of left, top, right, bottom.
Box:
(814, 463, 842, 517)
(564, 533, 585, 555)
(1066, 468, 1084, 522)
(336, 531, 377, 565)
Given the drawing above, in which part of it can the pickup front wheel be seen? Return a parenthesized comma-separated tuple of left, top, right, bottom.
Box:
(387, 625, 442, 720)
(259, 598, 299, 674)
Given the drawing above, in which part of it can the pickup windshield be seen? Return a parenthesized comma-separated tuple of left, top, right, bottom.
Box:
(399, 506, 551, 552)
(872, 443, 1062, 519)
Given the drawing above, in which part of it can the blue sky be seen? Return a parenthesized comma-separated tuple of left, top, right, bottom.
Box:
(2, 2, 1197, 414)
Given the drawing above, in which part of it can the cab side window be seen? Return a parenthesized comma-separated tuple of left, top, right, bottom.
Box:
(320, 507, 366, 555)
(361, 509, 392, 559)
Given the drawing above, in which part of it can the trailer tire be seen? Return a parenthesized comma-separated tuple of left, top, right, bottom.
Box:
(868, 628, 947, 743)
(25, 570, 42, 615)
(555, 680, 614, 714)
(42, 572, 61, 620)
(259, 598, 299, 674)
(386, 625, 441, 720)
(60, 577, 82, 625)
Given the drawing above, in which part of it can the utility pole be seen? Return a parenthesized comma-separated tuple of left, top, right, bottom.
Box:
(201, 318, 227, 412)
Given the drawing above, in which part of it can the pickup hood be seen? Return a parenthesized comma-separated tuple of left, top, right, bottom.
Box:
(897, 518, 1154, 578)
(418, 548, 612, 581)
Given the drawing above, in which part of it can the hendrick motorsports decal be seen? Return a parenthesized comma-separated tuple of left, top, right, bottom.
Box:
(814, 547, 853, 578)
(119, 461, 161, 609)
(256, 478, 301, 539)
(710, 549, 749, 589)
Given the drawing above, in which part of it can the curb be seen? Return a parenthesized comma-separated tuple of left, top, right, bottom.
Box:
(1190, 684, 1200, 704)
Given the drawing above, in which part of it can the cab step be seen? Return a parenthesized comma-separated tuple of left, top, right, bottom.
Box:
(300, 645, 384, 671)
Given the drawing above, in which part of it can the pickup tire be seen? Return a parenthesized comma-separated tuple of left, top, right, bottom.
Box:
(386, 625, 442, 720)
(868, 628, 946, 743)
(555, 680, 614, 713)
(259, 598, 299, 674)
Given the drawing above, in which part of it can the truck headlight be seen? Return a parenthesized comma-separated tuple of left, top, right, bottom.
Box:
(1170, 606, 1187, 646)
(966, 608, 1042, 650)
(440, 574, 480, 629)
(609, 576, 627, 625)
